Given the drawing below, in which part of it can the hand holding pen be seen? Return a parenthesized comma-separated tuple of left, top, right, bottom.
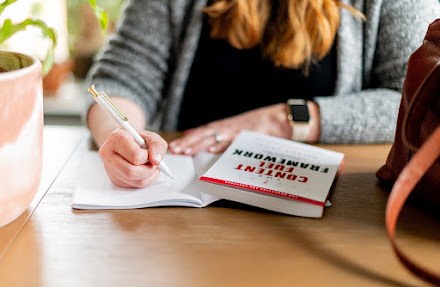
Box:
(88, 85, 173, 188)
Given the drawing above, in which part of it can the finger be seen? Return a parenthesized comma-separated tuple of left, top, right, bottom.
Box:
(206, 129, 234, 153)
(182, 135, 217, 156)
(208, 140, 232, 153)
(107, 165, 161, 188)
(136, 169, 161, 188)
(169, 127, 214, 154)
(110, 153, 156, 181)
(104, 155, 161, 188)
(104, 166, 134, 188)
(139, 131, 168, 166)
(103, 129, 149, 165)
(101, 150, 151, 181)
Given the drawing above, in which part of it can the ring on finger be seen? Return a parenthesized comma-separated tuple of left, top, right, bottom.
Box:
(213, 130, 224, 144)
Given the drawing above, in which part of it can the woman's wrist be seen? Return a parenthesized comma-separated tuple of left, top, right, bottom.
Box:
(285, 100, 321, 142)
(87, 97, 147, 148)
(272, 103, 294, 139)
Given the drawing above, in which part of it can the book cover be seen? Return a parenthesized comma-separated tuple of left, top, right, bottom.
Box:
(200, 130, 344, 208)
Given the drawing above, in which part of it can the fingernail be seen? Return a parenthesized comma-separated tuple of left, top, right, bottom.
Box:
(184, 147, 192, 155)
(208, 146, 216, 153)
(169, 142, 176, 148)
(154, 154, 162, 163)
(172, 146, 182, 153)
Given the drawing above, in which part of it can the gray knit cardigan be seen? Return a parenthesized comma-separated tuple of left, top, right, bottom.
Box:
(85, 0, 440, 143)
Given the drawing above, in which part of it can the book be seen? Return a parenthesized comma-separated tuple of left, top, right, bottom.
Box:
(72, 130, 344, 218)
(199, 130, 344, 218)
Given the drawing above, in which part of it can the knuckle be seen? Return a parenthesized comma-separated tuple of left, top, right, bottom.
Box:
(141, 131, 157, 140)
(132, 151, 144, 165)
(111, 130, 130, 143)
(132, 156, 143, 166)
(98, 147, 105, 158)
(151, 139, 167, 149)
(125, 167, 138, 181)
(140, 130, 153, 136)
(98, 147, 113, 160)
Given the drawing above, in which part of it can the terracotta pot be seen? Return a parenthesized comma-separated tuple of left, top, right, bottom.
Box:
(0, 50, 44, 227)
(43, 59, 73, 95)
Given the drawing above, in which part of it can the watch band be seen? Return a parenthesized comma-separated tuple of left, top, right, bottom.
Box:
(291, 122, 310, 142)
(287, 99, 311, 142)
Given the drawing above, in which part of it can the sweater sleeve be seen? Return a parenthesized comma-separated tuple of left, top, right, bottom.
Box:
(315, 0, 440, 144)
(83, 0, 172, 125)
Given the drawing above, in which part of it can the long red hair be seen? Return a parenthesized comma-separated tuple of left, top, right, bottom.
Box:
(204, 0, 364, 71)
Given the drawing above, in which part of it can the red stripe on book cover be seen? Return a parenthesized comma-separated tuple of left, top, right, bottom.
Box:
(199, 177, 325, 207)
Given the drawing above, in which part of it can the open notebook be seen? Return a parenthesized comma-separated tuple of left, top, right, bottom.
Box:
(72, 152, 221, 209)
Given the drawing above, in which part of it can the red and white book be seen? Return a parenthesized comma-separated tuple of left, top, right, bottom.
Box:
(199, 130, 344, 218)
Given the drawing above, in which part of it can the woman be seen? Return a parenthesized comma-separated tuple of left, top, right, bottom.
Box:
(85, 0, 440, 188)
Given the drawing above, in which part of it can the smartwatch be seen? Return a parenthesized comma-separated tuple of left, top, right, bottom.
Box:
(286, 99, 311, 142)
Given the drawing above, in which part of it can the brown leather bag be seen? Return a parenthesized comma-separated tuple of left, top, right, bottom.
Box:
(376, 19, 440, 285)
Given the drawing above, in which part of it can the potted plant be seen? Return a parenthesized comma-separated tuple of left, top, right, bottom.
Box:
(0, 0, 107, 227)
(68, 0, 123, 79)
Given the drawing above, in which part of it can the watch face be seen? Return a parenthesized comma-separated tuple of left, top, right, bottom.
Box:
(290, 104, 310, 122)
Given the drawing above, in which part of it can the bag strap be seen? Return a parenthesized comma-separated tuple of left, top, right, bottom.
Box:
(402, 62, 440, 151)
(385, 125, 440, 285)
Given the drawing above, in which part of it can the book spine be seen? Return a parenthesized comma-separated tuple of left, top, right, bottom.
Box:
(200, 177, 325, 207)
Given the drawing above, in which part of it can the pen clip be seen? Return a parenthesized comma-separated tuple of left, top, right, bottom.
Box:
(100, 91, 128, 121)
(88, 85, 128, 121)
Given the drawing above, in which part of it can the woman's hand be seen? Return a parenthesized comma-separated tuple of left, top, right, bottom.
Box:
(169, 103, 292, 156)
(98, 129, 168, 188)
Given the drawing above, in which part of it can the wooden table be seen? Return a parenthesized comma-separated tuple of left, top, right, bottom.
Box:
(1, 126, 439, 287)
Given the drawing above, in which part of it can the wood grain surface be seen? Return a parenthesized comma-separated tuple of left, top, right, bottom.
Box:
(1, 129, 439, 287)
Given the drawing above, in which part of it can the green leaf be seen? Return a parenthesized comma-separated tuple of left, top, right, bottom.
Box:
(0, 0, 18, 16)
(86, 0, 108, 35)
(0, 18, 57, 76)
(95, 6, 108, 33)
(87, 0, 96, 9)
(0, 19, 13, 43)
(0, 0, 107, 75)
(42, 43, 54, 76)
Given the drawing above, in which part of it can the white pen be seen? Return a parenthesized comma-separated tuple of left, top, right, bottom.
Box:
(88, 85, 174, 179)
